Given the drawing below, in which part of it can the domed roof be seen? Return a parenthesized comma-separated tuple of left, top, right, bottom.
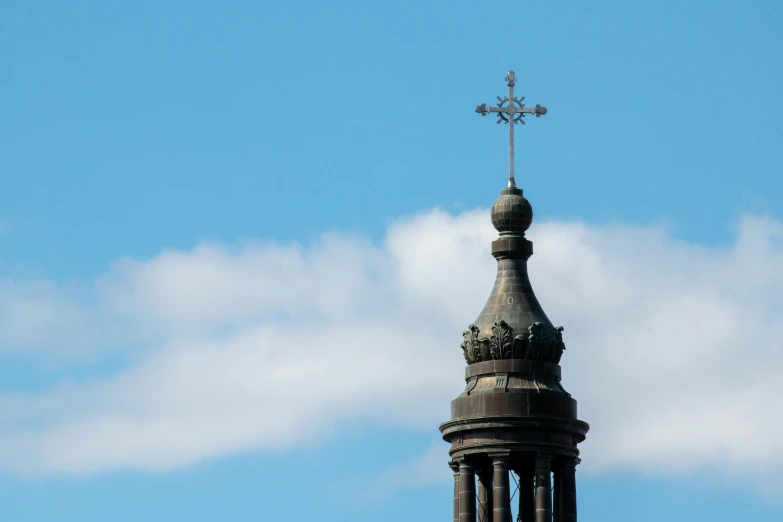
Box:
(460, 186, 565, 365)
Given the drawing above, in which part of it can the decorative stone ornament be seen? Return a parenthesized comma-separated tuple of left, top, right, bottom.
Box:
(461, 321, 565, 364)
(489, 320, 513, 360)
(526, 323, 566, 363)
(460, 324, 484, 364)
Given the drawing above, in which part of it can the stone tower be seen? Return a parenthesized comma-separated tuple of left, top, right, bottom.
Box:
(439, 72, 589, 522)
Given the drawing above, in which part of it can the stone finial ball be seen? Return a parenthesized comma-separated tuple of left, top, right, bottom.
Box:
(490, 188, 533, 234)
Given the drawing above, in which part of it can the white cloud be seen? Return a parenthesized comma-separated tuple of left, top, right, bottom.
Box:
(1, 209, 782, 483)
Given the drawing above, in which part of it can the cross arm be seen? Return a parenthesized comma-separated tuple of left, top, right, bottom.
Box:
(475, 103, 501, 115)
(475, 103, 547, 117)
(519, 105, 547, 116)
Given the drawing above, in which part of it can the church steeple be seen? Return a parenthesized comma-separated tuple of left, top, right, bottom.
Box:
(440, 71, 588, 522)
(462, 71, 564, 366)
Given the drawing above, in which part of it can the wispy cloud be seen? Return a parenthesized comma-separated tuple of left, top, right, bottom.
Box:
(355, 442, 450, 503)
(1, 210, 782, 484)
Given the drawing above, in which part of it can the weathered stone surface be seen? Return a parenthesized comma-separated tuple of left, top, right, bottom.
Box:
(442, 72, 587, 522)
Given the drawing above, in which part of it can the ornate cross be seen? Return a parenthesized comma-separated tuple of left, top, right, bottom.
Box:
(475, 70, 547, 188)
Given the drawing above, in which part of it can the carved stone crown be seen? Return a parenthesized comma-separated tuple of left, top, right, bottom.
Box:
(460, 320, 565, 365)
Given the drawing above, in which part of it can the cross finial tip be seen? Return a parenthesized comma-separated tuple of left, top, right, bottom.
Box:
(474, 70, 546, 191)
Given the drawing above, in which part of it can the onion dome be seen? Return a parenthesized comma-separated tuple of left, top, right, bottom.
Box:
(460, 187, 565, 365)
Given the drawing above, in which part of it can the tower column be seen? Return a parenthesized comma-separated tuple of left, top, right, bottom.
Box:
(517, 463, 535, 522)
(491, 456, 511, 522)
(459, 462, 477, 522)
(552, 461, 560, 522)
(478, 469, 493, 522)
(559, 458, 577, 522)
(450, 461, 460, 522)
(535, 455, 552, 522)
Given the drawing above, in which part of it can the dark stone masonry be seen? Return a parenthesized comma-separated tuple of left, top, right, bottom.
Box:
(440, 71, 588, 522)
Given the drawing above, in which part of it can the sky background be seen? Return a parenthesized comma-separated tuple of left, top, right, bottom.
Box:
(1, 1, 783, 521)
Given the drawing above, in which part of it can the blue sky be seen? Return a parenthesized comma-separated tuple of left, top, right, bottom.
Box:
(1, 1, 782, 521)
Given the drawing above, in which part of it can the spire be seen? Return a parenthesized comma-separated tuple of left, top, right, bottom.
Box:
(441, 69, 588, 522)
(461, 72, 564, 365)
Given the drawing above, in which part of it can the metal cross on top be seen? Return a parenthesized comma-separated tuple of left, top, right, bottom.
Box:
(475, 70, 547, 188)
